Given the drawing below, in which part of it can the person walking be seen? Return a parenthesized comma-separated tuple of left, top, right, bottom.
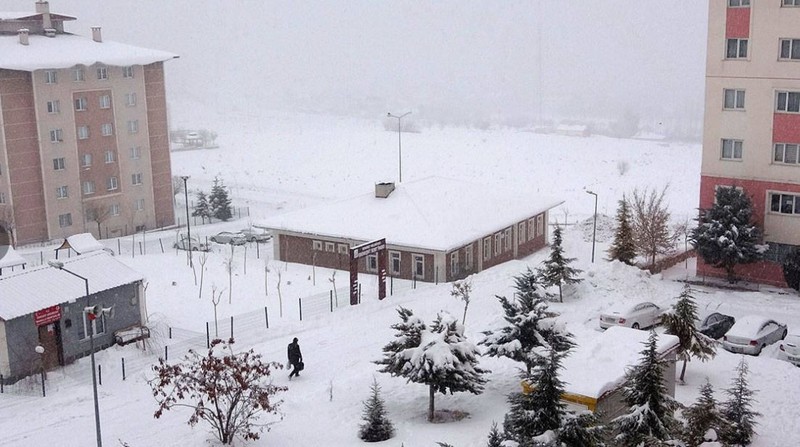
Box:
(287, 337, 303, 380)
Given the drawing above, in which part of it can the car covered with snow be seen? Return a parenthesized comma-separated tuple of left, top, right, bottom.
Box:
(599, 301, 665, 330)
(210, 231, 247, 246)
(779, 333, 800, 367)
(721, 315, 787, 355)
(239, 228, 272, 243)
(173, 236, 209, 252)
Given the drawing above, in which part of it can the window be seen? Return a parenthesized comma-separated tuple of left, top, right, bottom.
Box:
(106, 176, 118, 191)
(81, 153, 92, 167)
(132, 173, 143, 185)
(450, 252, 459, 276)
(483, 237, 491, 260)
(122, 66, 134, 78)
(109, 203, 120, 216)
(104, 150, 116, 163)
(74, 97, 87, 111)
(785, 0, 800, 5)
(49, 129, 63, 143)
(726, 38, 748, 59)
(99, 94, 111, 109)
(338, 243, 349, 255)
(494, 233, 502, 256)
(721, 139, 743, 160)
(367, 254, 378, 272)
(129, 146, 141, 159)
(0, 192, 5, 204)
(780, 39, 800, 60)
(55, 186, 68, 199)
(504, 228, 512, 251)
(413, 254, 424, 279)
(77, 125, 89, 140)
(390, 251, 401, 275)
(518, 222, 526, 244)
(527, 218, 535, 241)
(46, 100, 60, 114)
(134, 198, 145, 211)
(774, 143, 800, 165)
(724, 89, 745, 109)
(58, 213, 72, 227)
(85, 208, 97, 222)
(770, 192, 800, 215)
(776, 91, 800, 112)
(44, 70, 57, 84)
(325, 242, 335, 252)
(73, 67, 85, 82)
(96, 66, 108, 80)
(728, 0, 749, 6)
(101, 123, 113, 136)
(312, 240, 323, 251)
(82, 181, 95, 195)
(125, 92, 136, 106)
(82, 310, 106, 338)
(127, 120, 139, 134)
(537, 215, 544, 236)
(465, 245, 473, 270)
(52, 157, 66, 171)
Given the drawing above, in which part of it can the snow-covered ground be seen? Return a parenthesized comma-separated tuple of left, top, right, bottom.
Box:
(2, 111, 799, 447)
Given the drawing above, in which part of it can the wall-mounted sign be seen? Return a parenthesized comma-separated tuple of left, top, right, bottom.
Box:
(34, 305, 61, 326)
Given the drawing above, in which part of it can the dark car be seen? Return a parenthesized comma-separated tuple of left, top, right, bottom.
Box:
(698, 312, 736, 340)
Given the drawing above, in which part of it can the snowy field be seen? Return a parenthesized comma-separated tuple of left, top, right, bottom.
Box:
(2, 110, 799, 446)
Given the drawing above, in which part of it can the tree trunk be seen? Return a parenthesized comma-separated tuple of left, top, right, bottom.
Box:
(428, 384, 435, 422)
(680, 359, 688, 383)
(558, 283, 563, 303)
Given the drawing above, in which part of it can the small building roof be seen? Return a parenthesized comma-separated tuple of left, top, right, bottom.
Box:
(0, 251, 143, 321)
(258, 176, 563, 252)
(0, 245, 26, 269)
(0, 33, 177, 71)
(561, 327, 680, 400)
(59, 232, 104, 254)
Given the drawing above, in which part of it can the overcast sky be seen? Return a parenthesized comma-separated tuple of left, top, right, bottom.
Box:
(2, 1, 709, 127)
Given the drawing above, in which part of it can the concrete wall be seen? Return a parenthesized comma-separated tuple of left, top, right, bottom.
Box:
(143, 62, 175, 230)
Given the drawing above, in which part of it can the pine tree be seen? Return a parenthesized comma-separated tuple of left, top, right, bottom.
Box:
(192, 191, 212, 224)
(481, 271, 574, 375)
(720, 358, 760, 446)
(209, 176, 233, 221)
(612, 331, 680, 446)
(782, 247, 800, 292)
(683, 380, 727, 447)
(358, 378, 395, 442)
(608, 196, 637, 265)
(558, 411, 606, 447)
(375, 307, 425, 376)
(691, 186, 762, 283)
(538, 226, 582, 302)
(486, 422, 504, 447)
(661, 285, 716, 382)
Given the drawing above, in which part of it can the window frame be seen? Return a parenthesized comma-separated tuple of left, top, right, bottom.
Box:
(132, 173, 143, 185)
(55, 185, 68, 199)
(72, 67, 85, 82)
(134, 198, 145, 211)
(517, 222, 526, 244)
(101, 123, 113, 137)
(537, 215, 544, 236)
(46, 99, 60, 114)
(81, 310, 106, 339)
(721, 138, 744, 160)
(769, 192, 800, 215)
(774, 143, 800, 165)
(127, 120, 139, 134)
(412, 254, 425, 279)
(52, 157, 66, 171)
(49, 128, 63, 143)
(312, 240, 323, 251)
(728, 0, 750, 6)
(96, 66, 108, 80)
(122, 66, 134, 78)
(74, 97, 87, 111)
(104, 150, 116, 164)
(776, 91, 800, 113)
(44, 70, 57, 84)
(82, 181, 95, 195)
(726, 38, 748, 59)
(450, 251, 459, 276)
(77, 125, 89, 140)
(125, 92, 136, 107)
(465, 245, 473, 270)
(785, 0, 800, 5)
(81, 153, 92, 167)
(389, 251, 401, 275)
(99, 94, 111, 109)
(129, 146, 142, 159)
(58, 213, 72, 228)
(110, 203, 120, 216)
(325, 241, 335, 252)
(503, 227, 512, 252)
(483, 237, 491, 261)
(106, 176, 118, 191)
(0, 192, 5, 204)
(493, 233, 502, 256)
(366, 253, 378, 272)
(338, 243, 349, 255)
(723, 88, 745, 110)
(780, 39, 800, 61)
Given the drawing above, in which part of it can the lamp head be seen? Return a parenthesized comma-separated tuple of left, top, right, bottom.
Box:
(35, 345, 45, 354)
(47, 260, 64, 269)
(586, 190, 596, 196)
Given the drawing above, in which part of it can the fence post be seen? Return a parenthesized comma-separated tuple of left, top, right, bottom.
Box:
(230, 316, 234, 339)
(358, 283, 362, 304)
(159, 238, 164, 254)
(165, 346, 168, 361)
(256, 242, 260, 259)
(169, 327, 172, 339)
(390, 276, 393, 295)
(117, 239, 121, 255)
(122, 358, 126, 381)
(264, 307, 269, 329)
(1, 374, 4, 393)
(40, 370, 46, 397)
(299, 298, 303, 321)
(40, 251, 44, 265)
(330, 291, 333, 312)
(98, 364, 102, 386)
(435, 266, 439, 285)
(206, 322, 210, 348)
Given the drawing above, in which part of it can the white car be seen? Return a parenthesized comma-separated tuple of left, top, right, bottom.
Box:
(779, 334, 800, 367)
(239, 228, 272, 243)
(174, 236, 210, 252)
(599, 302, 664, 330)
(721, 315, 787, 356)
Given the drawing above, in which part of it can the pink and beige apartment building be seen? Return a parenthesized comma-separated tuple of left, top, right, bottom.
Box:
(0, 2, 176, 246)
(699, 0, 800, 286)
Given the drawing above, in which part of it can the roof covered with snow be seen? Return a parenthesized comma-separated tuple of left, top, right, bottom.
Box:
(62, 232, 104, 254)
(0, 33, 177, 71)
(258, 176, 563, 252)
(0, 245, 26, 269)
(561, 327, 679, 399)
(0, 251, 143, 320)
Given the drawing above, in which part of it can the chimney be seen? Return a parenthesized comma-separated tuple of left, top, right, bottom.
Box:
(375, 182, 395, 199)
(91, 26, 102, 43)
(18, 29, 29, 45)
(35, 1, 52, 30)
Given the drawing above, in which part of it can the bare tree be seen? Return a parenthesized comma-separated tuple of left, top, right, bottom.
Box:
(329, 271, 338, 304)
(211, 285, 223, 337)
(172, 176, 185, 207)
(224, 247, 235, 304)
(0, 206, 15, 246)
(630, 185, 677, 267)
(264, 262, 270, 297)
(276, 269, 283, 317)
(450, 279, 473, 326)
(197, 252, 209, 299)
(84, 203, 111, 238)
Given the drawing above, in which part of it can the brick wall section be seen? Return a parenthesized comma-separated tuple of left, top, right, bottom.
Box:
(0, 69, 48, 244)
(725, 6, 750, 38)
(773, 113, 800, 143)
(74, 89, 121, 199)
(697, 257, 787, 287)
(700, 175, 800, 228)
(143, 62, 174, 228)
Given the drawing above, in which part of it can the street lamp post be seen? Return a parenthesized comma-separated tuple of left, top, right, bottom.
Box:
(586, 190, 598, 263)
(387, 112, 411, 183)
(48, 260, 102, 447)
(35, 345, 45, 397)
(180, 175, 192, 267)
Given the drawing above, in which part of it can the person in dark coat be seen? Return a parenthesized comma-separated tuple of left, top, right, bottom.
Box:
(287, 337, 303, 379)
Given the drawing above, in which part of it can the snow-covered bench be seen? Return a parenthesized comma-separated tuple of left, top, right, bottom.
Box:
(114, 325, 151, 346)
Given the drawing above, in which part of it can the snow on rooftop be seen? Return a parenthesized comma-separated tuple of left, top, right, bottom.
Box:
(560, 327, 679, 399)
(258, 176, 563, 252)
(0, 245, 26, 269)
(0, 33, 177, 71)
(0, 251, 143, 320)
(64, 232, 104, 254)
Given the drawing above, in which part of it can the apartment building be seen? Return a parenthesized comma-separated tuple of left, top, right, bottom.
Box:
(0, 1, 177, 246)
(699, 0, 800, 285)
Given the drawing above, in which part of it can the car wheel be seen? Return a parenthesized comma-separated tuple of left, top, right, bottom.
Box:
(631, 323, 640, 329)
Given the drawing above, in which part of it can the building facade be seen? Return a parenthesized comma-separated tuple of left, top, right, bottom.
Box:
(0, 2, 176, 246)
(699, 0, 800, 285)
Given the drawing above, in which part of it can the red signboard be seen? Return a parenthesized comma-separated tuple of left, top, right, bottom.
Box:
(34, 305, 61, 326)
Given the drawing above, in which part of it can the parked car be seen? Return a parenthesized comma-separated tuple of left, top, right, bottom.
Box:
(779, 334, 800, 367)
(599, 302, 665, 330)
(239, 228, 272, 243)
(174, 236, 209, 252)
(210, 231, 247, 245)
(697, 312, 736, 340)
(722, 315, 787, 355)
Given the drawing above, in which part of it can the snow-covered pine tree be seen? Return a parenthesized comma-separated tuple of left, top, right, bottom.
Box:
(513, 266, 540, 297)
(612, 331, 680, 446)
(608, 196, 637, 265)
(782, 247, 800, 292)
(209, 176, 233, 221)
(375, 307, 425, 377)
(661, 284, 716, 383)
(691, 186, 762, 284)
(537, 225, 582, 302)
(558, 411, 606, 447)
(192, 190, 212, 224)
(720, 358, 760, 446)
(358, 378, 395, 442)
(486, 422, 504, 447)
(480, 271, 574, 375)
(683, 380, 727, 447)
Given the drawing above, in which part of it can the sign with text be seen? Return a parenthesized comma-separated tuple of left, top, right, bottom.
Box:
(34, 305, 61, 326)
(349, 238, 387, 305)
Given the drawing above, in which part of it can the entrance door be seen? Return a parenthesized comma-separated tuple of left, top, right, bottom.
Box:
(37, 323, 63, 370)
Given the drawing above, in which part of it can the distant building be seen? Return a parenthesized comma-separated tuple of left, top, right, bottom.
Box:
(0, 1, 178, 246)
(699, 1, 800, 286)
(258, 177, 563, 283)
